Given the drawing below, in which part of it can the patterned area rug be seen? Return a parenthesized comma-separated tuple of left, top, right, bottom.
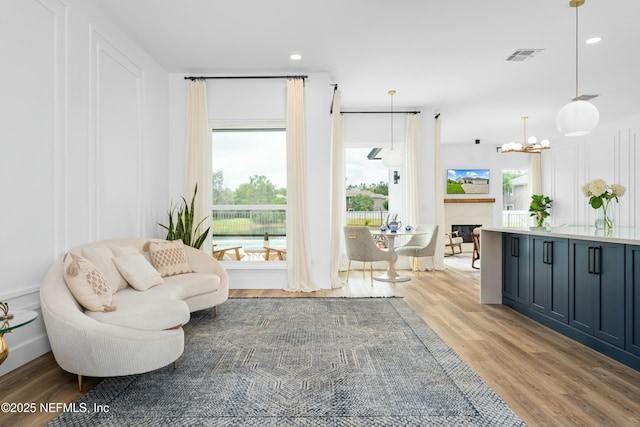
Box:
(49, 298, 523, 426)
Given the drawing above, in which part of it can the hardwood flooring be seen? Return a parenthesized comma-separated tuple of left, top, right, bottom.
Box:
(2, 263, 640, 426)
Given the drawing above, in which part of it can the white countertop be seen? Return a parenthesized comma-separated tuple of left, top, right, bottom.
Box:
(481, 225, 640, 245)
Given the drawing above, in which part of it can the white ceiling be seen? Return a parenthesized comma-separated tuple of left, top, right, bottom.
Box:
(93, 0, 640, 146)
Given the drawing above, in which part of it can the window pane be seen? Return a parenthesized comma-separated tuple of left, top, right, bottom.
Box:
(212, 129, 286, 204)
(211, 129, 287, 242)
(345, 147, 388, 227)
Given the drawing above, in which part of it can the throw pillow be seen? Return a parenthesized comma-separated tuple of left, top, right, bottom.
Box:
(146, 240, 193, 277)
(81, 246, 128, 292)
(112, 252, 164, 291)
(62, 253, 116, 312)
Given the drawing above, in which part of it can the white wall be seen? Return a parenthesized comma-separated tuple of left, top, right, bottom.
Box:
(544, 113, 640, 228)
(0, 0, 171, 375)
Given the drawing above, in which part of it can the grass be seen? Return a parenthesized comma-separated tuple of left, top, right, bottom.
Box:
(446, 183, 466, 194)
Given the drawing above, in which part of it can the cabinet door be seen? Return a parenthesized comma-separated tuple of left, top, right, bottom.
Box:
(594, 242, 625, 348)
(531, 237, 569, 322)
(626, 245, 640, 356)
(502, 233, 529, 305)
(569, 240, 595, 334)
(531, 237, 549, 314)
(502, 234, 517, 300)
(548, 238, 569, 323)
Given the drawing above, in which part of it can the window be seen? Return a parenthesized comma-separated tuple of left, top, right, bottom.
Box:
(345, 147, 389, 228)
(211, 128, 287, 254)
(502, 169, 528, 227)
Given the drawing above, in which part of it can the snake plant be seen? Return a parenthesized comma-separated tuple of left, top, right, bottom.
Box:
(158, 183, 210, 249)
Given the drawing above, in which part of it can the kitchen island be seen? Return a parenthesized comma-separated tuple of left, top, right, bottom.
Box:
(480, 225, 640, 370)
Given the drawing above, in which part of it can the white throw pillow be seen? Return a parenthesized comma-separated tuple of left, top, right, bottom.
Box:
(113, 253, 164, 291)
(146, 239, 193, 277)
(62, 253, 116, 312)
(81, 246, 128, 292)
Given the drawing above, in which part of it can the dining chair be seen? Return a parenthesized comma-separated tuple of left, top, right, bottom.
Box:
(344, 226, 396, 286)
(395, 224, 439, 277)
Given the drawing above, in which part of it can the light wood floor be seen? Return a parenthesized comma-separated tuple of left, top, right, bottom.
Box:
(2, 261, 640, 427)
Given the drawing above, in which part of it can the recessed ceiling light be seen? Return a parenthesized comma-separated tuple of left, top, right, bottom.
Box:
(585, 36, 602, 44)
(290, 53, 302, 60)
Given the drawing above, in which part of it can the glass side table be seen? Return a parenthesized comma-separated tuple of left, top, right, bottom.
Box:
(1, 310, 38, 365)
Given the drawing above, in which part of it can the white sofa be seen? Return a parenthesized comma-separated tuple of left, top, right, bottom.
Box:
(40, 238, 228, 389)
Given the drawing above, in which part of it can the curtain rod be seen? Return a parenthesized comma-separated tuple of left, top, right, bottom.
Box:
(341, 111, 421, 114)
(184, 75, 308, 80)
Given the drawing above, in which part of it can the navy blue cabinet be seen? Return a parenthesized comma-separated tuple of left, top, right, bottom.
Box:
(569, 239, 625, 348)
(502, 233, 529, 306)
(531, 237, 569, 323)
(499, 231, 639, 370)
(626, 245, 640, 357)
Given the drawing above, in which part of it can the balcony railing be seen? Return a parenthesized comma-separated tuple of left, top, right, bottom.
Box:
(211, 205, 286, 237)
(211, 207, 528, 238)
(502, 210, 529, 228)
(211, 207, 390, 238)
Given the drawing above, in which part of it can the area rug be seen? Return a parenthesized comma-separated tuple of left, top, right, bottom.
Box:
(49, 298, 523, 426)
(444, 252, 480, 275)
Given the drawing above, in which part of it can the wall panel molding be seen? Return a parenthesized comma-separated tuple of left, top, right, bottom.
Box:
(89, 25, 145, 240)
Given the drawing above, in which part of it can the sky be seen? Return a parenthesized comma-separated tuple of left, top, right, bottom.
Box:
(447, 169, 490, 181)
(212, 131, 387, 190)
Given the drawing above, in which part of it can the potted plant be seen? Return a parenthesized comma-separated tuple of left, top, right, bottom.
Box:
(158, 183, 210, 249)
(529, 194, 553, 229)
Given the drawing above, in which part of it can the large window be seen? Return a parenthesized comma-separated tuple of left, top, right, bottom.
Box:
(211, 128, 287, 249)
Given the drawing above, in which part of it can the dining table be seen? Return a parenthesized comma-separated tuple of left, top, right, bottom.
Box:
(369, 228, 424, 283)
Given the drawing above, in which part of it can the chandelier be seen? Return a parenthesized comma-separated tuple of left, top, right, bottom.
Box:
(501, 117, 550, 154)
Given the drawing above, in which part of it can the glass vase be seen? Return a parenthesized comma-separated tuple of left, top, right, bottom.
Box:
(595, 201, 614, 229)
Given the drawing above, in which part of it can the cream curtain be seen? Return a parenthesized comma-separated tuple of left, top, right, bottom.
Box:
(185, 79, 212, 252)
(529, 153, 542, 196)
(402, 114, 425, 270)
(285, 78, 317, 292)
(433, 116, 446, 270)
(329, 90, 346, 288)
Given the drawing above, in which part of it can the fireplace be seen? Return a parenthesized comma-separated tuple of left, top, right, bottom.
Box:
(451, 224, 482, 243)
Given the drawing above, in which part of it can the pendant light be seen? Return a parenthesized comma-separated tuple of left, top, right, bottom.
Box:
(380, 90, 402, 168)
(556, 0, 599, 137)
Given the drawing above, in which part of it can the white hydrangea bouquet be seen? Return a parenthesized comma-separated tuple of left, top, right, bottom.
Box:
(582, 179, 626, 228)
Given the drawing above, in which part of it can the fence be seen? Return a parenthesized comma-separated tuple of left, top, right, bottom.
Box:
(211, 205, 286, 237)
(211, 207, 526, 238)
(502, 210, 529, 228)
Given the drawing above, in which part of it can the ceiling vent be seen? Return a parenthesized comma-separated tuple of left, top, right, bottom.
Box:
(506, 49, 544, 62)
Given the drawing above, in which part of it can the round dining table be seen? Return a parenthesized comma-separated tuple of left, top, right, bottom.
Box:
(369, 228, 424, 283)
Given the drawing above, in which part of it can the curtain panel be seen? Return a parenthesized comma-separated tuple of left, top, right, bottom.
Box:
(329, 90, 346, 288)
(433, 116, 446, 270)
(185, 80, 212, 252)
(402, 114, 426, 270)
(285, 78, 317, 292)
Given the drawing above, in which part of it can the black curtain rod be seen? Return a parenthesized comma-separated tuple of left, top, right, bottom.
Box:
(341, 111, 421, 114)
(184, 75, 308, 80)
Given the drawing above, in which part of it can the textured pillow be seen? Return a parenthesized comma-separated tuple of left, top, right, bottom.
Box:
(62, 253, 116, 312)
(146, 240, 192, 277)
(81, 246, 128, 292)
(113, 253, 164, 291)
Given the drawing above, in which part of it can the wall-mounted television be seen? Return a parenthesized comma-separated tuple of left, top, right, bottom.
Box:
(446, 169, 490, 194)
